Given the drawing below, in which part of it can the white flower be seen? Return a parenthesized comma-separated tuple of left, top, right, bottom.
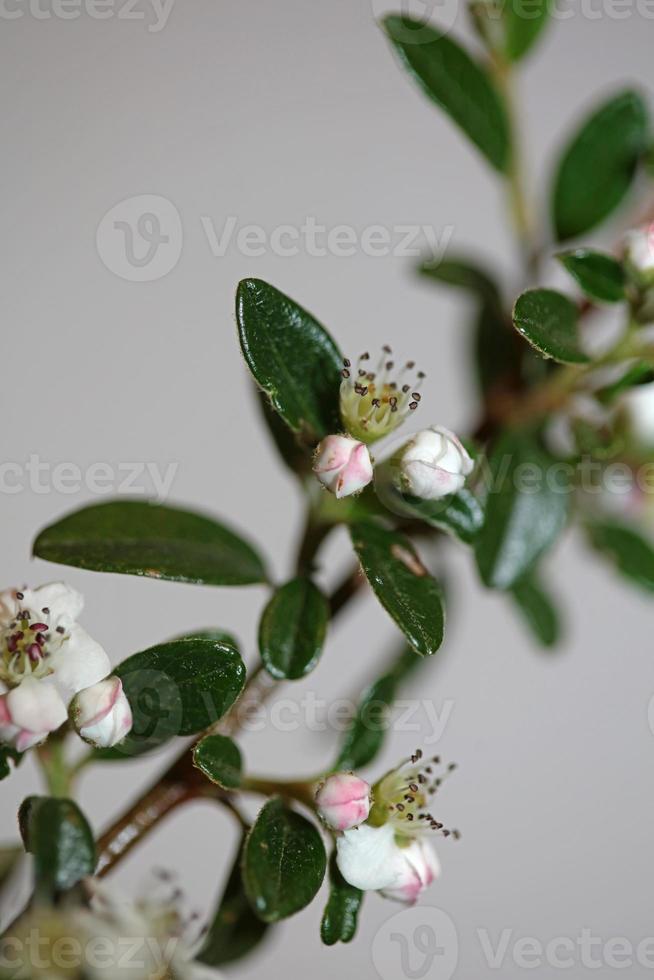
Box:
(313, 434, 373, 498)
(622, 381, 654, 447)
(69, 676, 133, 749)
(395, 426, 474, 499)
(0, 583, 111, 752)
(625, 223, 654, 282)
(339, 347, 423, 443)
(315, 771, 371, 831)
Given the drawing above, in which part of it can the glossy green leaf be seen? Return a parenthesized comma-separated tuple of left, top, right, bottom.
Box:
(242, 798, 327, 923)
(511, 575, 561, 647)
(256, 385, 310, 475)
(259, 578, 329, 680)
(513, 288, 589, 364)
(587, 521, 654, 592)
(336, 647, 421, 771)
(383, 15, 510, 172)
(171, 628, 239, 647)
(33, 500, 268, 586)
(474, 300, 521, 397)
(350, 522, 444, 656)
(503, 0, 551, 61)
(96, 637, 246, 759)
(198, 837, 270, 967)
(418, 255, 502, 308)
(475, 431, 569, 589)
(19, 796, 95, 899)
(0, 747, 20, 781)
(395, 488, 484, 545)
(236, 279, 342, 442)
(321, 852, 363, 946)
(557, 249, 625, 303)
(193, 734, 243, 789)
(552, 90, 648, 241)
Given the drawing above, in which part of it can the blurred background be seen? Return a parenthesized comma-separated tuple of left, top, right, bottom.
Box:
(2, 0, 654, 976)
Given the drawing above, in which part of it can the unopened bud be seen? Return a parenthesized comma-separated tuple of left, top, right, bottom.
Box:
(313, 435, 373, 498)
(69, 676, 132, 749)
(315, 771, 371, 831)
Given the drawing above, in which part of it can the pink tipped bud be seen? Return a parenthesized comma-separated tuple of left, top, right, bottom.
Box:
(313, 435, 373, 499)
(69, 676, 132, 749)
(397, 426, 473, 500)
(315, 771, 371, 831)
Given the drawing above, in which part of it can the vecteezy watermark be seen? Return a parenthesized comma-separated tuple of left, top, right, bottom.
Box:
(372, 906, 459, 980)
(478, 928, 654, 970)
(95, 194, 454, 281)
(0, 455, 178, 501)
(0, 0, 175, 30)
(0, 931, 185, 976)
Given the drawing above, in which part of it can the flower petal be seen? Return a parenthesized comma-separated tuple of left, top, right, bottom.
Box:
(49, 624, 111, 705)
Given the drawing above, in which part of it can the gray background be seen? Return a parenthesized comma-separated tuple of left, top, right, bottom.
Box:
(2, 0, 654, 976)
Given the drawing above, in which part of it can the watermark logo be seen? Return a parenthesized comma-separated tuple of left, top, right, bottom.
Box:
(372, 906, 458, 980)
(0, 0, 175, 30)
(96, 195, 182, 281)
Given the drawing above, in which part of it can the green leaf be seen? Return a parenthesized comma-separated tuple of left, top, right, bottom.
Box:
(511, 575, 561, 647)
(0, 747, 21, 781)
(321, 852, 363, 946)
(33, 500, 268, 586)
(383, 15, 510, 172)
(255, 385, 310, 475)
(350, 522, 445, 656)
(552, 90, 648, 241)
(19, 796, 95, 899)
(418, 255, 502, 309)
(394, 488, 484, 545)
(171, 628, 239, 647)
(0, 846, 21, 887)
(242, 797, 326, 923)
(513, 288, 589, 364)
(474, 300, 520, 397)
(197, 837, 270, 967)
(236, 279, 342, 442)
(96, 637, 246, 759)
(587, 521, 654, 592)
(258, 578, 329, 680)
(596, 362, 654, 405)
(336, 647, 421, 771)
(503, 0, 551, 61)
(557, 249, 625, 303)
(475, 431, 569, 589)
(193, 734, 243, 789)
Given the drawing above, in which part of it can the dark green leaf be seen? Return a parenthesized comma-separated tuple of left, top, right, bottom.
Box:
(503, 0, 551, 61)
(350, 522, 445, 656)
(383, 15, 510, 172)
(171, 628, 239, 647)
(259, 578, 329, 680)
(198, 837, 270, 967)
(418, 255, 502, 309)
(395, 488, 484, 545)
(96, 637, 246, 759)
(587, 521, 654, 592)
(255, 385, 310, 475)
(513, 288, 589, 364)
(193, 734, 243, 789)
(33, 500, 268, 586)
(475, 430, 569, 589)
(0, 747, 21, 781)
(242, 798, 326, 923)
(321, 852, 363, 946)
(474, 300, 520, 397)
(19, 796, 95, 899)
(552, 90, 648, 241)
(557, 249, 625, 303)
(236, 279, 342, 442)
(511, 575, 561, 647)
(336, 647, 421, 771)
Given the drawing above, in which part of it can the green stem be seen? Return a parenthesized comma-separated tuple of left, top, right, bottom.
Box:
(35, 735, 73, 798)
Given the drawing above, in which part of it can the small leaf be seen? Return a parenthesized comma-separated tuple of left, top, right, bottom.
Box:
(321, 852, 363, 946)
(19, 796, 95, 899)
(33, 500, 268, 586)
(255, 385, 310, 475)
(513, 288, 589, 364)
(475, 431, 569, 589)
(259, 578, 329, 680)
(552, 90, 648, 241)
(197, 837, 270, 967)
(350, 522, 445, 656)
(0, 747, 21, 782)
(383, 15, 510, 172)
(336, 647, 421, 771)
(236, 279, 342, 442)
(193, 734, 243, 789)
(503, 0, 551, 61)
(511, 575, 561, 647)
(242, 797, 327, 923)
(394, 488, 484, 545)
(587, 521, 654, 592)
(96, 637, 246, 759)
(557, 249, 625, 303)
(418, 255, 502, 309)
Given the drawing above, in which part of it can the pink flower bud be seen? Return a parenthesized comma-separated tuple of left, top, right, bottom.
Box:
(69, 676, 133, 749)
(315, 771, 371, 830)
(313, 435, 373, 498)
(398, 426, 473, 500)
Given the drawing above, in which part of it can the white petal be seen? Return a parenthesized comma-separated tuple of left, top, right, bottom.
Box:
(336, 823, 408, 891)
(6, 678, 68, 734)
(49, 624, 111, 705)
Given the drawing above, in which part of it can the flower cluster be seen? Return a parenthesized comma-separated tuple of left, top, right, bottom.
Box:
(0, 582, 132, 752)
(315, 750, 459, 904)
(312, 346, 472, 501)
